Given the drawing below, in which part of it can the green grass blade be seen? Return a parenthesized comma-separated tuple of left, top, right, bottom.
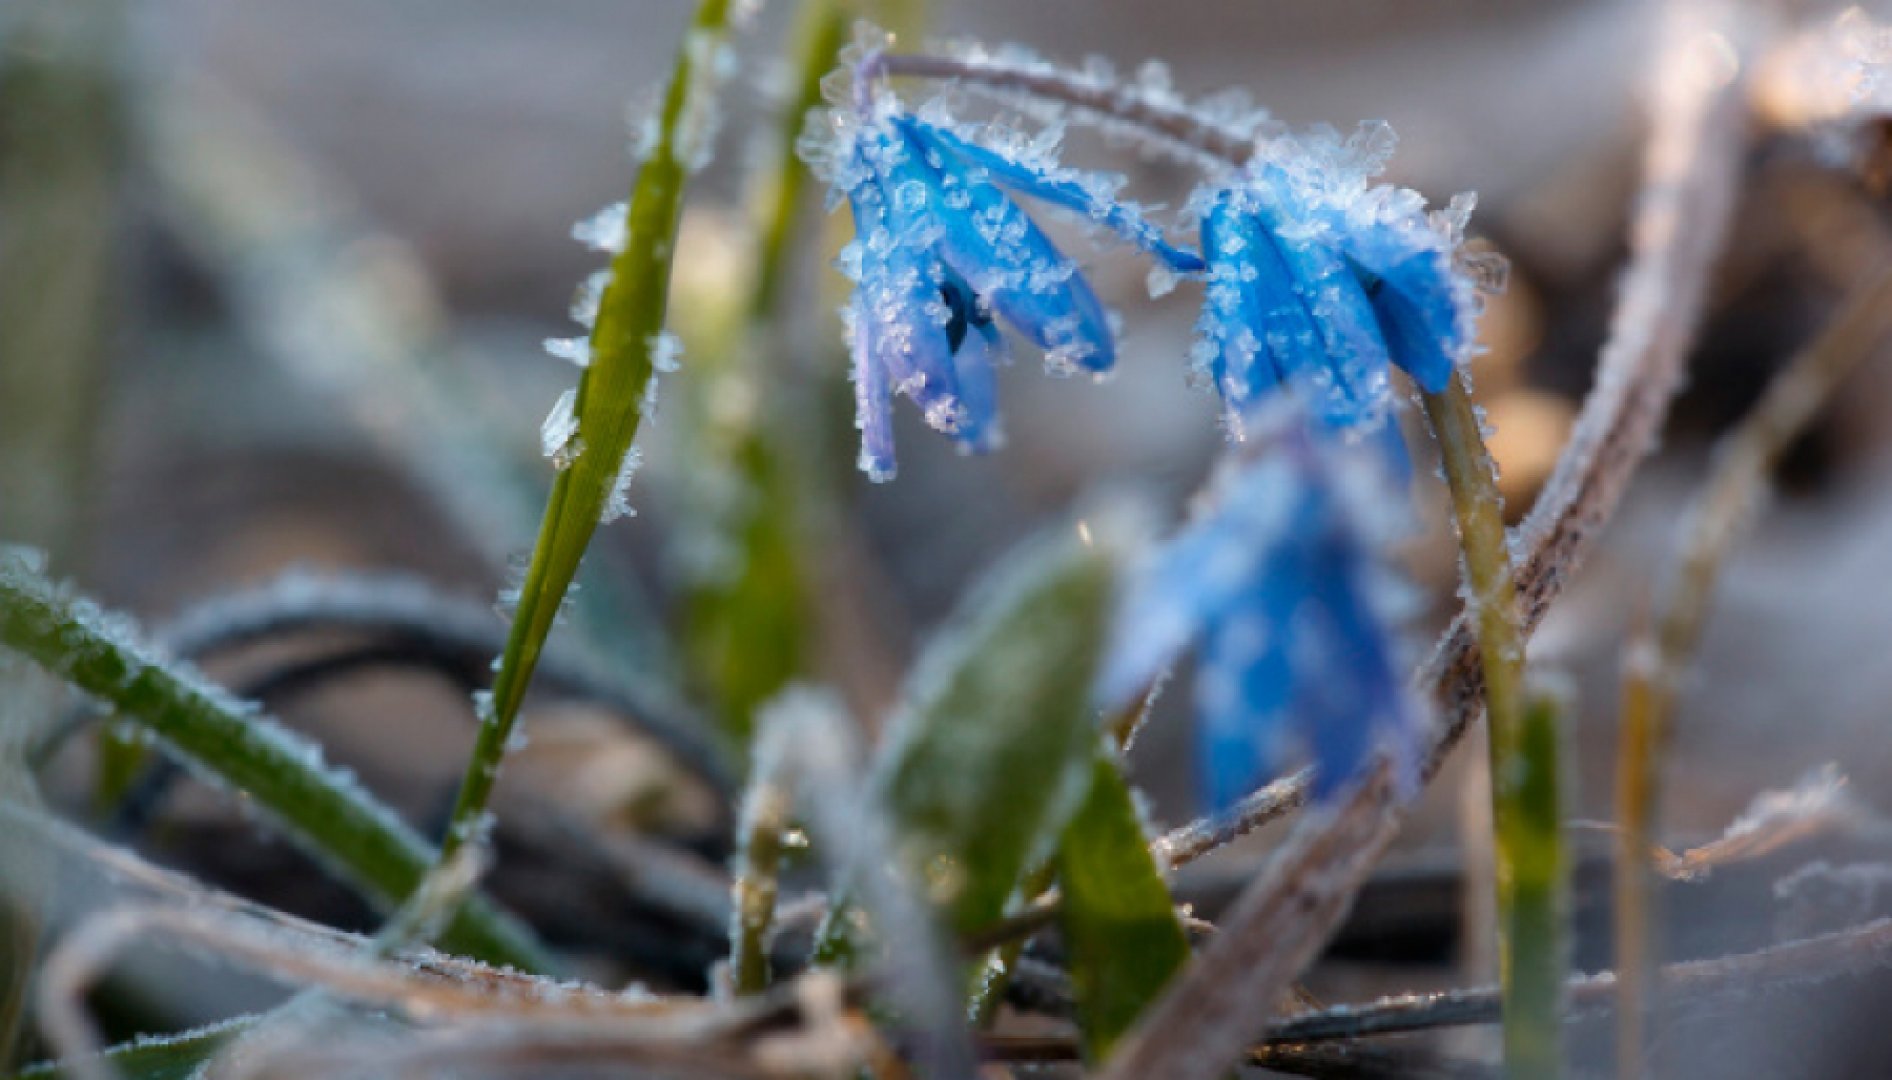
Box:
(1057, 752, 1190, 1063)
(437, 0, 738, 868)
(0, 550, 546, 972)
(867, 519, 1123, 939)
(13, 1016, 254, 1080)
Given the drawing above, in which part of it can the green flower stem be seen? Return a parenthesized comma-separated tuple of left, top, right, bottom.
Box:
(1613, 260, 1892, 1077)
(0, 553, 545, 972)
(1498, 680, 1570, 1077)
(434, 0, 735, 879)
(1419, 380, 1541, 1080)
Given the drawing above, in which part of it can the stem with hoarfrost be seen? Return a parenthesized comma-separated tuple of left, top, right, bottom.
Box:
(431, 0, 736, 903)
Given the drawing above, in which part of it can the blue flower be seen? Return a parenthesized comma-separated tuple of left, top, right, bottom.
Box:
(1096, 405, 1419, 810)
(1191, 122, 1494, 437)
(811, 91, 1203, 481)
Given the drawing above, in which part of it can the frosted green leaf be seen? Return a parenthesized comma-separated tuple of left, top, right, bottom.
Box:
(1057, 752, 1190, 1062)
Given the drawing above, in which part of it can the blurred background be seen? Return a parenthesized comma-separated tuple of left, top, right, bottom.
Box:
(7, 0, 1892, 1075)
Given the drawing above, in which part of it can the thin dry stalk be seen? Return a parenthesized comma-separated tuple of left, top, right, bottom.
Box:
(1614, 256, 1892, 1073)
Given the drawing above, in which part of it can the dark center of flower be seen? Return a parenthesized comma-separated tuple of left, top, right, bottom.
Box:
(939, 277, 994, 354)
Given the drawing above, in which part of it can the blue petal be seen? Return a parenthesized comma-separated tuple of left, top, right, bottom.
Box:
(948, 315, 1004, 453)
(1196, 567, 1297, 815)
(845, 140, 968, 435)
(1324, 208, 1467, 394)
(891, 122, 1117, 374)
(846, 294, 898, 481)
(1196, 188, 1288, 415)
(1249, 169, 1393, 423)
(914, 120, 1206, 274)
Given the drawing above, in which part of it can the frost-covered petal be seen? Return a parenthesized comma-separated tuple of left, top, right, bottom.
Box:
(947, 311, 1005, 453)
(892, 121, 1116, 374)
(846, 158, 968, 435)
(916, 120, 1206, 273)
(846, 295, 898, 482)
(1096, 412, 1420, 814)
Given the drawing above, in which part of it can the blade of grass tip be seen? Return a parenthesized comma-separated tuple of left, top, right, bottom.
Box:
(1498, 677, 1572, 1079)
(1613, 258, 1892, 1077)
(434, 0, 738, 877)
(677, 0, 846, 743)
(0, 549, 547, 972)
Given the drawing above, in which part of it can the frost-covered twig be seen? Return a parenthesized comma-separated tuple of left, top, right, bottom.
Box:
(869, 51, 1258, 166)
(1614, 255, 1892, 1070)
(0, 551, 546, 971)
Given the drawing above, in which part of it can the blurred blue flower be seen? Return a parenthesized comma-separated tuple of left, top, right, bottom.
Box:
(1192, 122, 1495, 438)
(1096, 406, 1419, 810)
(811, 90, 1203, 481)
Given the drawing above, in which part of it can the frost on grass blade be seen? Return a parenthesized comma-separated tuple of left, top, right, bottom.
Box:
(0, 549, 545, 970)
(601, 445, 644, 524)
(572, 201, 629, 254)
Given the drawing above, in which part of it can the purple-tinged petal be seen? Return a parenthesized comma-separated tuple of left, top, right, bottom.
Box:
(915, 120, 1206, 274)
(891, 122, 1117, 374)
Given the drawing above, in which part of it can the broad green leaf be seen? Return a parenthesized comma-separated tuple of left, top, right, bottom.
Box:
(14, 1016, 252, 1080)
(1057, 752, 1190, 1062)
(0, 550, 546, 972)
(872, 521, 1121, 937)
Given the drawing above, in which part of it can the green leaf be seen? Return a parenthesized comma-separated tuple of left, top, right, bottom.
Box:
(871, 521, 1120, 937)
(1057, 752, 1190, 1062)
(13, 1016, 253, 1080)
(437, 0, 738, 869)
(0, 550, 547, 972)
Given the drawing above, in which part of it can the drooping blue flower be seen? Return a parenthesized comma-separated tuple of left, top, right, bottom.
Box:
(807, 84, 1204, 481)
(1191, 122, 1496, 438)
(1095, 403, 1420, 810)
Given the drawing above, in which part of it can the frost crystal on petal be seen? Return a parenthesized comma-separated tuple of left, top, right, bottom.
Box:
(1186, 120, 1489, 435)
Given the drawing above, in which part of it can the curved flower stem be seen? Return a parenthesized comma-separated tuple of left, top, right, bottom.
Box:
(1418, 380, 1545, 1078)
(868, 52, 1254, 165)
(430, 0, 736, 908)
(1613, 258, 1892, 1076)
